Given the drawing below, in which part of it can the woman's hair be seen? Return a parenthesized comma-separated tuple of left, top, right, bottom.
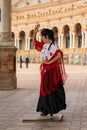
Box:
(41, 29, 55, 50)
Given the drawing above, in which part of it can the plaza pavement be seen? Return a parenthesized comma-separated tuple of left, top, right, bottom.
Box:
(0, 63, 87, 130)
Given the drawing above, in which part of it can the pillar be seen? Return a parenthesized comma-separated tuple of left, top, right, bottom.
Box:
(84, 31, 87, 48)
(82, 31, 85, 48)
(58, 34, 61, 48)
(25, 37, 28, 50)
(0, 0, 12, 43)
(70, 32, 72, 48)
(0, 0, 17, 90)
(17, 38, 19, 50)
(28, 37, 30, 50)
(15, 37, 17, 46)
(72, 32, 75, 48)
(61, 33, 64, 48)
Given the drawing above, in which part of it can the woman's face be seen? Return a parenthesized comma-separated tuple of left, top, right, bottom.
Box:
(41, 35, 50, 43)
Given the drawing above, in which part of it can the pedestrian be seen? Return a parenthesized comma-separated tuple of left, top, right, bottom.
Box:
(25, 57, 29, 68)
(33, 24, 67, 120)
(20, 56, 22, 68)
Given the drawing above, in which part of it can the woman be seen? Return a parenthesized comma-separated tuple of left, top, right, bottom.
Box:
(33, 24, 67, 119)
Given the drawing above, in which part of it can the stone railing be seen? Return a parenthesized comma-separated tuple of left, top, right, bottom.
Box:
(62, 48, 87, 65)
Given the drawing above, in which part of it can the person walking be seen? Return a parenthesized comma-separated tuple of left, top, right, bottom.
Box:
(20, 56, 23, 68)
(33, 24, 67, 120)
(25, 57, 29, 68)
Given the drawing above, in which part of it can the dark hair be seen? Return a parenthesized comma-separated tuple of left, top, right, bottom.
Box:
(41, 29, 55, 50)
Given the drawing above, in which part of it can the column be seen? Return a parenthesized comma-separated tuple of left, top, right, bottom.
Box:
(70, 32, 72, 48)
(0, 0, 12, 43)
(15, 38, 17, 46)
(82, 31, 85, 48)
(0, 0, 17, 90)
(58, 34, 61, 48)
(17, 38, 19, 50)
(72, 32, 75, 48)
(84, 31, 87, 48)
(28, 37, 30, 50)
(61, 33, 64, 48)
(25, 37, 28, 50)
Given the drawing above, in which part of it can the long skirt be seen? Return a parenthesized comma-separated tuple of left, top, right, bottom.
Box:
(36, 82, 66, 115)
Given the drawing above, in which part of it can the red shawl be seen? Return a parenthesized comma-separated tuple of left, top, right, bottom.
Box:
(34, 41, 67, 97)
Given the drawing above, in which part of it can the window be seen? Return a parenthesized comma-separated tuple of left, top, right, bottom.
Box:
(66, 36, 70, 48)
(19, 39, 22, 50)
(78, 35, 82, 48)
(55, 38, 58, 43)
(30, 39, 34, 49)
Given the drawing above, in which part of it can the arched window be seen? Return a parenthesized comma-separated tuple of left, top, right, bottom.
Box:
(19, 31, 25, 50)
(63, 25, 70, 48)
(29, 30, 34, 50)
(75, 23, 82, 48)
(52, 27, 58, 43)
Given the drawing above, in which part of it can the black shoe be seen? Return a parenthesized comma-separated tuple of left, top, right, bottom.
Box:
(40, 112, 48, 116)
(50, 113, 53, 117)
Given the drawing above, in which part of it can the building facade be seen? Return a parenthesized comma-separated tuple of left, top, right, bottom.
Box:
(1, 0, 87, 64)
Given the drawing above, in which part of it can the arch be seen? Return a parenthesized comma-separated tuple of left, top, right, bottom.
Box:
(11, 32, 15, 40)
(74, 23, 82, 34)
(52, 26, 58, 43)
(29, 29, 34, 38)
(19, 31, 25, 37)
(63, 25, 70, 35)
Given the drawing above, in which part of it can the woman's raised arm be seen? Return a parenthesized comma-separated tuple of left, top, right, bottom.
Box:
(32, 24, 44, 51)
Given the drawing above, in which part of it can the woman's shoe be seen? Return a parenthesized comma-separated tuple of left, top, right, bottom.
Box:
(50, 113, 53, 117)
(58, 114, 63, 121)
(40, 112, 48, 116)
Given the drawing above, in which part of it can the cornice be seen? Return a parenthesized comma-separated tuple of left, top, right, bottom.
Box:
(12, 0, 77, 13)
(11, 0, 87, 27)
(0, 0, 20, 7)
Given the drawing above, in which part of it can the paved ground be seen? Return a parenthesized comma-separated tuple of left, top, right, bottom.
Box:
(0, 63, 87, 130)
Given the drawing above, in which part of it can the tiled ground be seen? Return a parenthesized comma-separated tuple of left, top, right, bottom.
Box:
(0, 63, 87, 130)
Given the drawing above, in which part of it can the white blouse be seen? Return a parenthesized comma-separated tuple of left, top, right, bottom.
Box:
(40, 42, 59, 62)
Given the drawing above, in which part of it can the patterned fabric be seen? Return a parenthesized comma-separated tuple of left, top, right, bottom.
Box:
(40, 42, 59, 61)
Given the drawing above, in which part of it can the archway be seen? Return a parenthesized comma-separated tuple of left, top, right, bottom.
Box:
(52, 26, 58, 43)
(74, 23, 82, 48)
(29, 29, 34, 50)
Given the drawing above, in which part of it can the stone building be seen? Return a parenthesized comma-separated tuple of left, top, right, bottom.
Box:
(1, 0, 87, 65)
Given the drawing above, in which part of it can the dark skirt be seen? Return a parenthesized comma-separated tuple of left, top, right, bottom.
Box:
(36, 83, 66, 115)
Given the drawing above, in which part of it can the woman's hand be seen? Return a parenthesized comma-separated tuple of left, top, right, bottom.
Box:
(42, 61, 50, 65)
(33, 24, 40, 43)
(42, 52, 63, 65)
(34, 24, 40, 33)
